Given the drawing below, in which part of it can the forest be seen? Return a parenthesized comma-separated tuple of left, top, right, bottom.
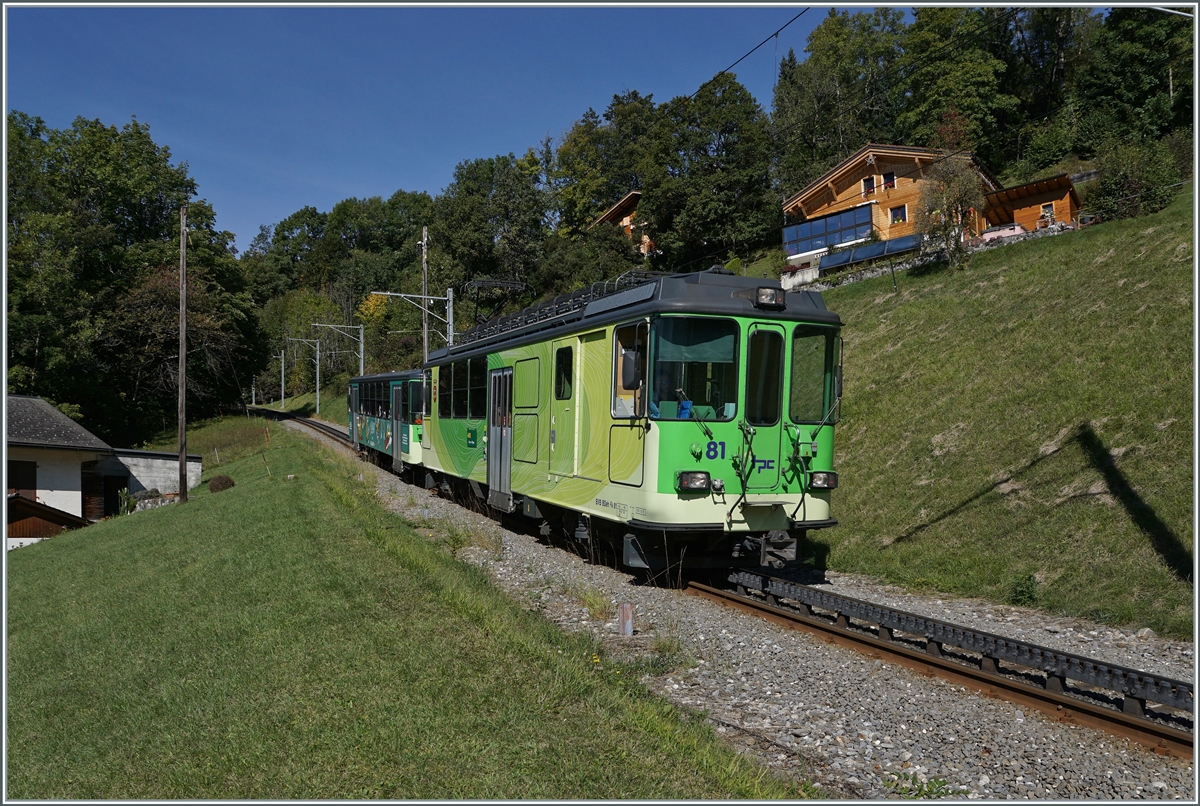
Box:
(6, 7, 1193, 446)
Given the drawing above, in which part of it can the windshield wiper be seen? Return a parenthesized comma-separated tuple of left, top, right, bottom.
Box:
(676, 388, 713, 439)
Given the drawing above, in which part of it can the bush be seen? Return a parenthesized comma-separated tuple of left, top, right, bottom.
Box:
(132, 488, 162, 501)
(1090, 138, 1180, 221)
(209, 475, 235, 493)
(1008, 573, 1039, 607)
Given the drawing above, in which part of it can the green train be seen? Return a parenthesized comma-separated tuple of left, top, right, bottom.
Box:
(349, 268, 842, 570)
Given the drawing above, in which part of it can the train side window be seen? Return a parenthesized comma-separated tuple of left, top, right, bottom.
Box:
(746, 328, 783, 426)
(438, 366, 452, 418)
(452, 360, 469, 418)
(468, 357, 487, 419)
(612, 322, 648, 418)
(381, 382, 391, 420)
(554, 347, 572, 400)
(399, 381, 410, 423)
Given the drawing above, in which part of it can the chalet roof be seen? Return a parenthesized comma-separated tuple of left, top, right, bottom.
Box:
(983, 174, 1080, 224)
(6, 493, 91, 530)
(591, 190, 642, 229)
(6, 395, 112, 452)
(782, 143, 1003, 216)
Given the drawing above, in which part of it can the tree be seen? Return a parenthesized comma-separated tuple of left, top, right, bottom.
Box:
(1075, 8, 1194, 143)
(639, 73, 775, 270)
(897, 8, 1020, 165)
(913, 157, 987, 270)
(7, 111, 261, 444)
(553, 91, 659, 235)
(772, 9, 908, 195)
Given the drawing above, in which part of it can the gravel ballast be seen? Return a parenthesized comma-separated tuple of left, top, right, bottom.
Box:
(295, 422, 1196, 799)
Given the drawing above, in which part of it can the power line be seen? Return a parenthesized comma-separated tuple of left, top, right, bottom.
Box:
(689, 8, 810, 100)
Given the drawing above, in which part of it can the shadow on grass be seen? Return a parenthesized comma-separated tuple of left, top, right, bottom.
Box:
(1075, 423, 1193, 583)
(893, 423, 1192, 582)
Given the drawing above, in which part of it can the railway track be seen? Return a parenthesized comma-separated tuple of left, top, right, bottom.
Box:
(252, 407, 353, 446)
(257, 406, 1194, 761)
(687, 573, 1193, 759)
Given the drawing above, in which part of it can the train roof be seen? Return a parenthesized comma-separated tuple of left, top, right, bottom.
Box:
(349, 369, 423, 385)
(428, 267, 840, 364)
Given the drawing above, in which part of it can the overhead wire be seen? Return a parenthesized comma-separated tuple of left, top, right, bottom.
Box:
(688, 8, 810, 100)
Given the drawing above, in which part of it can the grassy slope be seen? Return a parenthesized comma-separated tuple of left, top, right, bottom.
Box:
(820, 193, 1194, 638)
(7, 421, 803, 799)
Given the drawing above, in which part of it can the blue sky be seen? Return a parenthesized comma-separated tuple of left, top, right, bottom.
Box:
(5, 4, 846, 253)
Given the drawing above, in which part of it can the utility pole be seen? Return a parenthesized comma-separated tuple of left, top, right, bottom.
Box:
(288, 337, 321, 415)
(420, 226, 430, 363)
(280, 349, 285, 409)
(178, 204, 188, 504)
(312, 323, 364, 376)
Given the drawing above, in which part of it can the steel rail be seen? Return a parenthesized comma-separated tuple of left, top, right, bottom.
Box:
(686, 579, 1193, 760)
(250, 407, 352, 446)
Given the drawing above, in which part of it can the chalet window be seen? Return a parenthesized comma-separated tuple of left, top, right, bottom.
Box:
(891, 205, 907, 224)
(1041, 203, 1054, 216)
(882, 172, 896, 189)
(862, 176, 876, 196)
(783, 205, 873, 257)
(8, 460, 36, 500)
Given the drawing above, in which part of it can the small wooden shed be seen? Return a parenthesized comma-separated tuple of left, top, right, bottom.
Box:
(983, 174, 1081, 231)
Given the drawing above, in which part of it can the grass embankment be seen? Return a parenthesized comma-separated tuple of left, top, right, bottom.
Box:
(7, 420, 805, 799)
(821, 193, 1194, 638)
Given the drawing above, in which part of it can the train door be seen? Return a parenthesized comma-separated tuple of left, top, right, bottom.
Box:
(393, 382, 407, 472)
(744, 323, 785, 490)
(487, 367, 514, 512)
(349, 384, 360, 445)
(550, 339, 575, 478)
(420, 370, 432, 449)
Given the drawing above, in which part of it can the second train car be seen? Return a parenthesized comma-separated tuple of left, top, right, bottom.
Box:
(350, 267, 842, 570)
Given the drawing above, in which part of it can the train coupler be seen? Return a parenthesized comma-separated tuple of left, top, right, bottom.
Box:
(731, 530, 797, 569)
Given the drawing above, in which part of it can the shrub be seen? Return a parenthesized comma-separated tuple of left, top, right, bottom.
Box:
(132, 488, 162, 501)
(209, 475, 235, 493)
(1008, 573, 1039, 607)
(1090, 138, 1180, 221)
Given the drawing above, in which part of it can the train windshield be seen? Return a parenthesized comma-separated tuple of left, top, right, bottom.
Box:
(790, 326, 842, 424)
(650, 318, 738, 421)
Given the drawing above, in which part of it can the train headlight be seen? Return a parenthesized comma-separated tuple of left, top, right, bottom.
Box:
(809, 471, 838, 489)
(755, 287, 786, 309)
(677, 470, 711, 492)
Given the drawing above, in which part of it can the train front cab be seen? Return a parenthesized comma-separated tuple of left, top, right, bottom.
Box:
(601, 311, 842, 570)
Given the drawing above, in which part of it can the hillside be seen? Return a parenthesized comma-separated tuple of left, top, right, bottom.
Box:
(820, 193, 1194, 638)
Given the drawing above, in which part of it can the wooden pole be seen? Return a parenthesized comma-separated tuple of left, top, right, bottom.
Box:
(178, 204, 188, 503)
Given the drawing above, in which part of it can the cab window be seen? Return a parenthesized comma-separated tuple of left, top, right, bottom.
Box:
(649, 317, 737, 421)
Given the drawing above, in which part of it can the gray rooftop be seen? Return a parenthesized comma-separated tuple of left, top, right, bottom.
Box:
(6, 395, 112, 452)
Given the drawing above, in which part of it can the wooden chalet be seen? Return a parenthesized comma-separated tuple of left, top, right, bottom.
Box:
(780, 144, 1003, 275)
(591, 190, 654, 254)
